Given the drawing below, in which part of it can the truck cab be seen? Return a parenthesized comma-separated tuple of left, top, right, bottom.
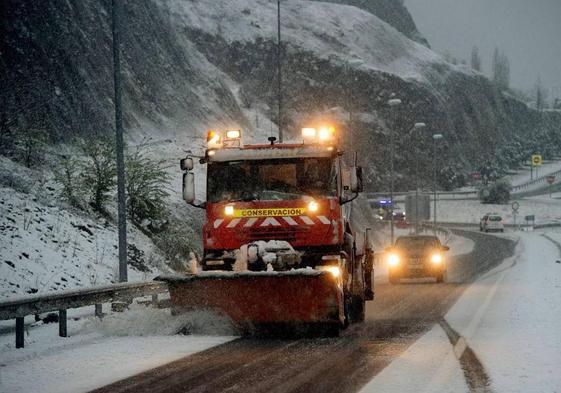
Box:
(181, 127, 365, 273)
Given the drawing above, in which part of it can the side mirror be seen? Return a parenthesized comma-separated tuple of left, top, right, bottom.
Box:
(180, 157, 194, 171)
(183, 172, 195, 204)
(442, 245, 450, 252)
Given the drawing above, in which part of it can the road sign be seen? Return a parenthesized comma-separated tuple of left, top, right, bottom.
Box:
(532, 155, 542, 167)
(525, 215, 535, 221)
(511, 201, 519, 212)
(547, 175, 555, 184)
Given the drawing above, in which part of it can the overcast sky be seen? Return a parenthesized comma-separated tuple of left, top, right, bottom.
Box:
(405, 0, 561, 96)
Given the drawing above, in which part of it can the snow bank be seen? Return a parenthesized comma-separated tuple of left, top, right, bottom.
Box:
(78, 303, 236, 337)
(445, 232, 561, 392)
(359, 325, 468, 393)
(0, 304, 235, 393)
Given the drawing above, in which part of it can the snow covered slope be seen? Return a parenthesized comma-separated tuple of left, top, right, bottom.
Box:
(0, 158, 170, 298)
(167, 0, 448, 82)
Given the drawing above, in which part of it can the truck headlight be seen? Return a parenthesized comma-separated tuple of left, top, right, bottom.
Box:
(431, 254, 442, 264)
(318, 265, 341, 278)
(308, 200, 319, 213)
(387, 253, 400, 267)
(224, 205, 234, 216)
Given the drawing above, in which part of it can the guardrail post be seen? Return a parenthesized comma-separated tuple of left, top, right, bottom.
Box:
(16, 317, 24, 348)
(151, 294, 158, 306)
(95, 304, 103, 318)
(59, 309, 67, 338)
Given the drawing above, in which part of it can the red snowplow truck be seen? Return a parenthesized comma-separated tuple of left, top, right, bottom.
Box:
(161, 126, 374, 335)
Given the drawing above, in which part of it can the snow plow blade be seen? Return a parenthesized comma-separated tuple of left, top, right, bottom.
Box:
(156, 271, 344, 335)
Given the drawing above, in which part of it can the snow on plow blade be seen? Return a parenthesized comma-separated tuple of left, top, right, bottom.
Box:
(157, 271, 344, 335)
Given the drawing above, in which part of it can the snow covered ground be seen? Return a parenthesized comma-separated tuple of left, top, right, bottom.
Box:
(446, 230, 561, 392)
(0, 182, 171, 299)
(507, 160, 561, 187)
(432, 198, 561, 226)
(360, 324, 469, 393)
(365, 229, 561, 392)
(0, 304, 235, 393)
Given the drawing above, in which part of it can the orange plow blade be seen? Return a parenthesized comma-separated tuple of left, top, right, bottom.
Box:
(157, 272, 344, 334)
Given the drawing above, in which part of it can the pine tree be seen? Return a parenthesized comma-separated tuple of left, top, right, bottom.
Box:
(471, 46, 482, 71)
(492, 47, 510, 90)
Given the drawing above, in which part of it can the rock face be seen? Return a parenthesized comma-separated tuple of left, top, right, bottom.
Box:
(313, 0, 430, 47)
(1, 0, 559, 191)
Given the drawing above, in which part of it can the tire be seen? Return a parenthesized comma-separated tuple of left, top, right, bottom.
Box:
(343, 294, 351, 328)
(436, 270, 447, 283)
(349, 295, 365, 323)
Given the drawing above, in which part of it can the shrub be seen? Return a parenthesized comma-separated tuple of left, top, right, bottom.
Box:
(479, 178, 511, 204)
(125, 147, 171, 226)
(81, 138, 116, 213)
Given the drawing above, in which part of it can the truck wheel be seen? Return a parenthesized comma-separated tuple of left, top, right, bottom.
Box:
(350, 295, 365, 323)
(343, 295, 351, 328)
(436, 271, 446, 283)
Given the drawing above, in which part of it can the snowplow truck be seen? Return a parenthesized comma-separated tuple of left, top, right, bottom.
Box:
(161, 127, 374, 335)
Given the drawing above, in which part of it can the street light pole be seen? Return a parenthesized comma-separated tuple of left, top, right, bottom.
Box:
(277, 0, 283, 143)
(112, 0, 127, 282)
(411, 122, 426, 235)
(388, 98, 402, 245)
(432, 134, 443, 233)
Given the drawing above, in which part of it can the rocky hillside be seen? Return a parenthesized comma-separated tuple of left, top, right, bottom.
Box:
(314, 0, 430, 47)
(1, 0, 560, 192)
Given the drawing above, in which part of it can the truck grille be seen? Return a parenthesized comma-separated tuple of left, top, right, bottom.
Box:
(241, 227, 310, 242)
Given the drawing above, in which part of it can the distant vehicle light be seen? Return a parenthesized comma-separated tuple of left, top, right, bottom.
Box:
(308, 200, 319, 213)
(225, 130, 241, 139)
(207, 150, 216, 156)
(431, 254, 442, 264)
(387, 253, 400, 267)
(302, 127, 317, 138)
(224, 205, 234, 216)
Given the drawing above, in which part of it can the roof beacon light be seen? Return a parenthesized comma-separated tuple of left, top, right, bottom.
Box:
(223, 129, 243, 148)
(226, 130, 241, 139)
(319, 126, 335, 141)
(207, 130, 222, 149)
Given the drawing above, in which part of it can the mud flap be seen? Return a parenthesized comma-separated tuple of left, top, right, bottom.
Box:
(157, 271, 344, 334)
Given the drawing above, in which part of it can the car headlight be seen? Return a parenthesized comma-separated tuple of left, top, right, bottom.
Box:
(387, 253, 400, 267)
(431, 254, 442, 264)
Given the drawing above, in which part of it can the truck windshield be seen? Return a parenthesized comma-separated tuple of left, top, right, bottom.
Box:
(207, 158, 336, 202)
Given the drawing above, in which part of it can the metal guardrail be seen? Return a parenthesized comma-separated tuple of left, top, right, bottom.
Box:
(0, 281, 168, 348)
(511, 168, 561, 192)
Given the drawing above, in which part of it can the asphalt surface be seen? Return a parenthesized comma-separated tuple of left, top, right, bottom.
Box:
(92, 231, 516, 393)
